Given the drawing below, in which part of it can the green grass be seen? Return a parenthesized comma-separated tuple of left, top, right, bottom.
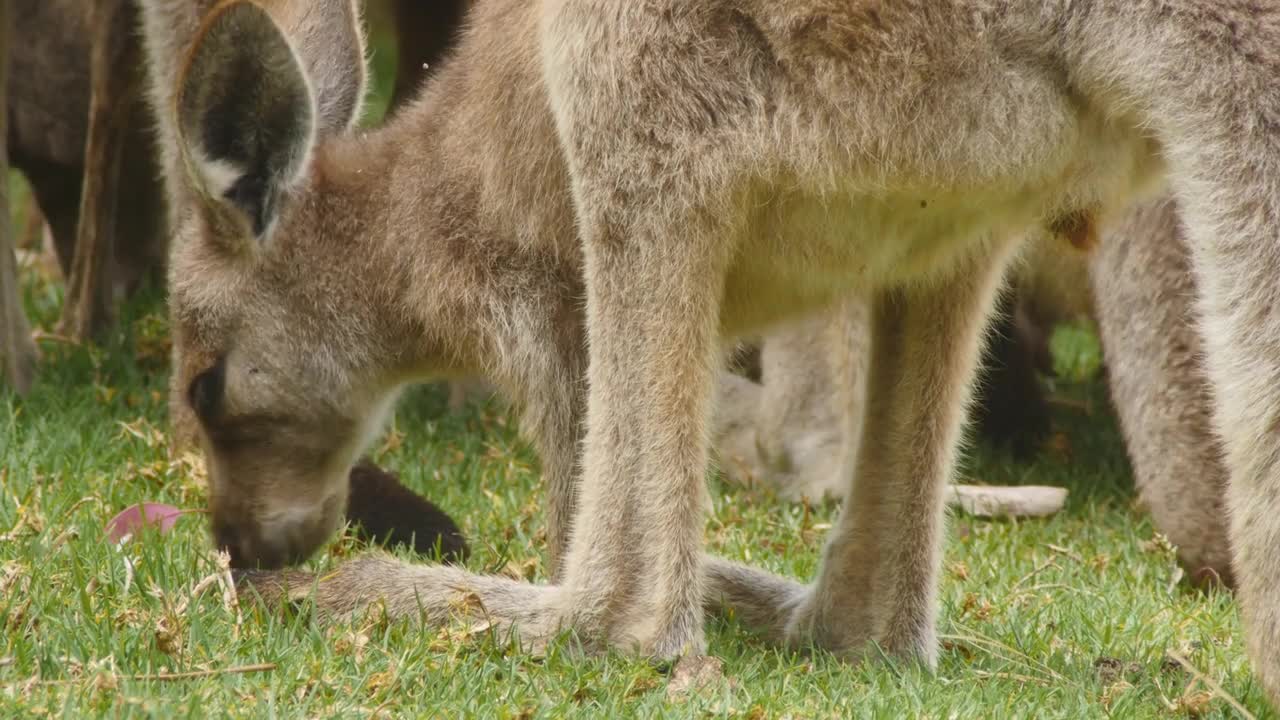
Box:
(2, 24, 1272, 718)
(0, 249, 1271, 718)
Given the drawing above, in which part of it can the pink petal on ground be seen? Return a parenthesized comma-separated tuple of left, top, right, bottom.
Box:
(105, 503, 187, 543)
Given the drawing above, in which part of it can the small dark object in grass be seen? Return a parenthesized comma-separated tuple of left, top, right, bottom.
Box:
(345, 460, 469, 562)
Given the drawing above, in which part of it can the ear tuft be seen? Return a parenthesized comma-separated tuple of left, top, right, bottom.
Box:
(177, 0, 316, 240)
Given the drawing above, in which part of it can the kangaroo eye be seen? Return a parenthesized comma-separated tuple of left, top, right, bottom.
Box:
(188, 359, 227, 421)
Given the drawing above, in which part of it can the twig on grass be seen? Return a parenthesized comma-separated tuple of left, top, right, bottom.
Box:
(1011, 558, 1058, 592)
(1165, 651, 1257, 720)
(1044, 543, 1083, 563)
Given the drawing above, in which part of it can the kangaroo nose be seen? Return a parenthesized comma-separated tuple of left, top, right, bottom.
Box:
(210, 489, 346, 569)
(213, 519, 289, 570)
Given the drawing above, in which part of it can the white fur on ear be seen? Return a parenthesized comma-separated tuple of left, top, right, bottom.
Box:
(176, 0, 318, 243)
(189, 154, 248, 201)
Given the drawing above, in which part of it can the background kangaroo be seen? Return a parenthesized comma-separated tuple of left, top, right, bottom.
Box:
(0, 0, 467, 395)
(1092, 198, 1233, 587)
(716, 204, 1232, 586)
(137, 0, 1280, 706)
(719, 260, 1069, 479)
(714, 240, 1087, 502)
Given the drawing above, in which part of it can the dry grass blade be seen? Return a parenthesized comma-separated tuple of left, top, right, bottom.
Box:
(1011, 559, 1058, 592)
(173, 572, 223, 617)
(0, 514, 29, 543)
(1044, 543, 1083, 562)
(1020, 583, 1101, 599)
(19, 663, 276, 687)
(213, 550, 241, 627)
(971, 669, 1054, 687)
(1046, 396, 1092, 414)
(1164, 652, 1257, 720)
(50, 527, 79, 551)
(29, 329, 81, 347)
(57, 496, 103, 523)
(941, 630, 1068, 684)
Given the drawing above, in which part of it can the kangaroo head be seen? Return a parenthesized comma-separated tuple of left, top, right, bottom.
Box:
(144, 0, 396, 569)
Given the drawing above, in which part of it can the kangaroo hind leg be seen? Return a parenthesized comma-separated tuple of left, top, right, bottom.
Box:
(784, 244, 1019, 666)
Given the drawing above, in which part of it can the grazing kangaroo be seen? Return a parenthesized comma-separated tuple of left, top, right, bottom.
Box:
(138, 0, 1280, 704)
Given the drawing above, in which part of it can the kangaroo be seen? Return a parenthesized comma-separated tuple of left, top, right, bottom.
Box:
(138, 0, 1280, 704)
(713, 250, 1082, 502)
(0, 2, 37, 394)
(7, 0, 167, 300)
(6, 0, 172, 343)
(716, 206, 1233, 587)
(0, 0, 465, 393)
(1090, 198, 1233, 587)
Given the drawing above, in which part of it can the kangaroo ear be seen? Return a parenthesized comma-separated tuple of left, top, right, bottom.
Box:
(265, 0, 368, 133)
(177, 0, 315, 242)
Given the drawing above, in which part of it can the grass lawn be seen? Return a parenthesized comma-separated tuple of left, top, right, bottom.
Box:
(1, 25, 1272, 719)
(0, 209, 1271, 719)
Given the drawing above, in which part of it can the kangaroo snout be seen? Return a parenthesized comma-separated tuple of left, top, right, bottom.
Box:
(213, 492, 345, 570)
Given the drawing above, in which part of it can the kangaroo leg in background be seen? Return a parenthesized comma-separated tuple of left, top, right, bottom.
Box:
(715, 288, 1051, 501)
(1090, 199, 1232, 587)
(783, 247, 1015, 662)
(716, 299, 868, 501)
(58, 0, 141, 341)
(0, 3, 39, 394)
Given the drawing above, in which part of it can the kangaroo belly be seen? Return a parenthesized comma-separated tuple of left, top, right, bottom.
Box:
(719, 131, 1164, 336)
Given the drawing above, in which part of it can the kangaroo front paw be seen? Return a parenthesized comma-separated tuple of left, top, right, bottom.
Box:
(648, 615, 708, 660)
(782, 588, 937, 669)
(577, 601, 707, 660)
(782, 590, 873, 657)
(875, 615, 939, 669)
